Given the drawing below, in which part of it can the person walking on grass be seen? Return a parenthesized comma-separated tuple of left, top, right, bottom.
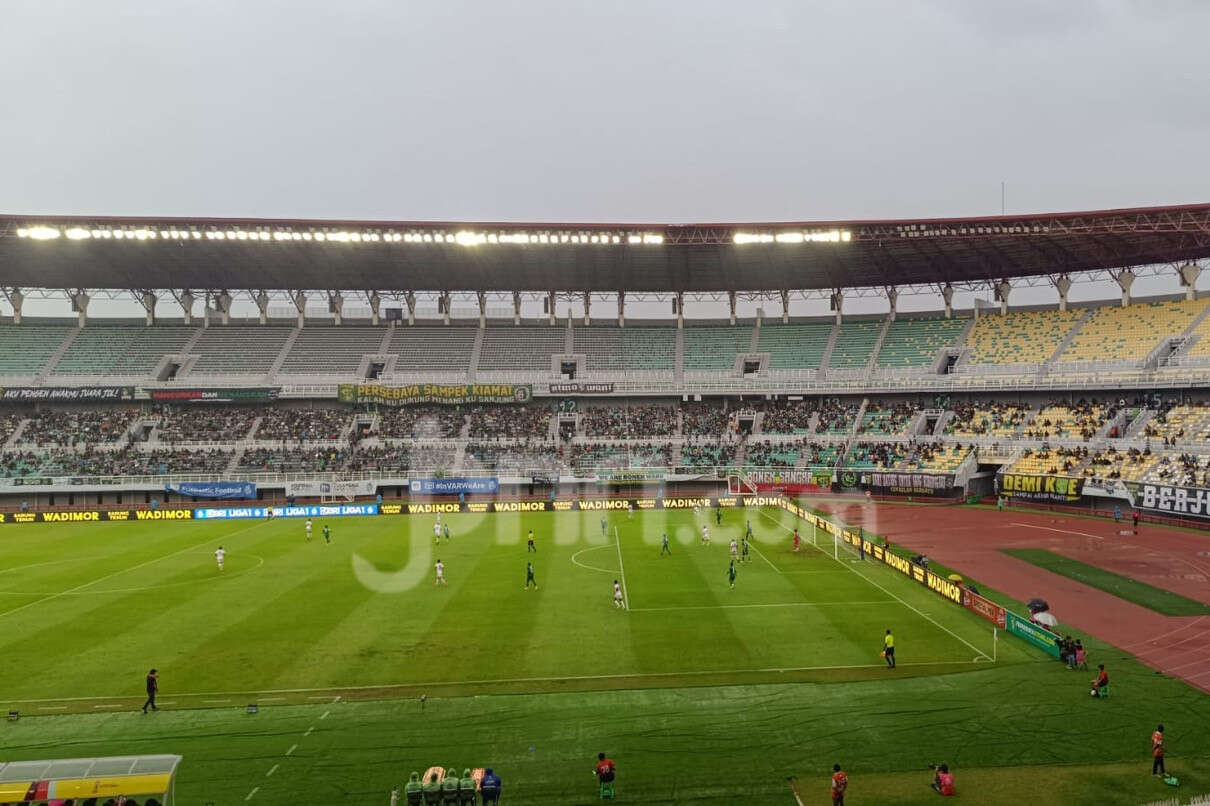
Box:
(727, 560, 737, 590)
(660, 532, 671, 556)
(1152, 724, 1166, 777)
(741, 536, 750, 563)
(613, 579, 625, 610)
(142, 669, 159, 713)
(831, 764, 848, 806)
(524, 561, 538, 591)
(883, 629, 896, 669)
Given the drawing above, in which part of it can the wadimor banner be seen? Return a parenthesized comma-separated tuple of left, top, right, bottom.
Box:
(338, 383, 532, 406)
(998, 473, 1084, 503)
(1136, 482, 1210, 521)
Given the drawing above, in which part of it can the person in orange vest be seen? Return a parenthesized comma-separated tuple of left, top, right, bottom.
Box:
(831, 763, 848, 805)
(1152, 724, 1166, 777)
(930, 763, 955, 796)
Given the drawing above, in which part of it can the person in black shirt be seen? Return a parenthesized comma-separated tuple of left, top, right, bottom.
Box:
(142, 668, 159, 713)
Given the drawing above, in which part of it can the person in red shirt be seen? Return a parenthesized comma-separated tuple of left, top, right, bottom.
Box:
(594, 752, 616, 797)
(793, 529, 801, 553)
(831, 763, 848, 805)
(931, 763, 955, 795)
(1090, 664, 1109, 697)
(1152, 724, 1166, 776)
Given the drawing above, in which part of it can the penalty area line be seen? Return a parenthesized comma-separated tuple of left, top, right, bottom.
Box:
(614, 526, 631, 610)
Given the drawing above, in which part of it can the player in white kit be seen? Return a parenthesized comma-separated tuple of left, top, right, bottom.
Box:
(305, 518, 313, 541)
(434, 559, 447, 586)
(729, 538, 739, 560)
(701, 525, 710, 546)
(215, 546, 226, 571)
(613, 579, 625, 609)
(433, 520, 442, 543)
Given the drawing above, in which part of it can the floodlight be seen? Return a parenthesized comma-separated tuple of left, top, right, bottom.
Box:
(66, 228, 92, 240)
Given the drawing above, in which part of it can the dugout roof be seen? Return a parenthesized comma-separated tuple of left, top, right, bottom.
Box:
(1, 203, 1208, 292)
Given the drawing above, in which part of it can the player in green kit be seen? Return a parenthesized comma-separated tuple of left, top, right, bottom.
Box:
(727, 560, 737, 590)
(741, 536, 750, 562)
(322, 524, 331, 544)
(715, 505, 722, 526)
(524, 561, 538, 590)
(660, 532, 671, 555)
(600, 516, 607, 537)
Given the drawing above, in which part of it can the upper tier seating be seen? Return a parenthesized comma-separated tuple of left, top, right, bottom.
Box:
(876, 318, 967, 368)
(682, 325, 752, 372)
(191, 327, 293, 375)
(389, 326, 476, 375)
(945, 401, 1029, 437)
(966, 309, 1082, 365)
(828, 321, 882, 368)
(907, 443, 969, 473)
(761, 401, 814, 434)
(279, 327, 383, 375)
(1183, 312, 1210, 358)
(1023, 404, 1107, 440)
(857, 402, 914, 435)
(52, 326, 195, 376)
(758, 322, 832, 370)
(1144, 404, 1210, 444)
(1058, 298, 1207, 363)
(0, 325, 70, 375)
(478, 327, 566, 372)
(573, 327, 676, 372)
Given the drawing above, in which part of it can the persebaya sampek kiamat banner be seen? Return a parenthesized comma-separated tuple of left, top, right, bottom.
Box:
(337, 383, 533, 406)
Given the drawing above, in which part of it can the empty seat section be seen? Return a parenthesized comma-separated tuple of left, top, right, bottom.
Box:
(1059, 298, 1206, 363)
(478, 327, 566, 372)
(966, 309, 1082, 364)
(389, 327, 476, 374)
(280, 327, 383, 374)
(573, 327, 676, 372)
(758, 322, 831, 369)
(1182, 312, 1210, 357)
(683, 325, 752, 372)
(828, 321, 881, 368)
(53, 326, 195, 376)
(0, 325, 71, 375)
(191, 327, 293, 375)
(876, 318, 967, 367)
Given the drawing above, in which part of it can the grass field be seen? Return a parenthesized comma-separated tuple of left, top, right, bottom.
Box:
(1002, 547, 1210, 616)
(1, 503, 1209, 804)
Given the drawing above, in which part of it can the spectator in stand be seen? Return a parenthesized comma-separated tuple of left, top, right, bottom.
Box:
(467, 404, 553, 439)
(157, 405, 259, 443)
(254, 407, 348, 442)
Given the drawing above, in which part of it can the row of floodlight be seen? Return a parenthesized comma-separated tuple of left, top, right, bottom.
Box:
(14, 225, 856, 246)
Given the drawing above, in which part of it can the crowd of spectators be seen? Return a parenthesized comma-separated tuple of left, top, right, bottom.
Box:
(858, 401, 916, 435)
(566, 442, 673, 473)
(23, 408, 141, 447)
(0, 409, 29, 444)
(844, 442, 907, 469)
(745, 439, 804, 467)
(0, 447, 233, 478)
(1023, 399, 1110, 441)
(467, 404, 553, 439)
(255, 408, 348, 442)
(374, 406, 465, 439)
(680, 441, 737, 467)
(580, 404, 678, 438)
(465, 441, 560, 473)
(945, 400, 1029, 436)
(681, 401, 730, 437)
(761, 400, 814, 434)
(157, 405, 259, 443)
(1149, 452, 1210, 487)
(816, 399, 859, 434)
(237, 447, 351, 473)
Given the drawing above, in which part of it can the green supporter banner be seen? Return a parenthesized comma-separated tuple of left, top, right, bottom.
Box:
(998, 473, 1084, 503)
(148, 388, 280, 403)
(337, 383, 533, 406)
(1005, 610, 1061, 657)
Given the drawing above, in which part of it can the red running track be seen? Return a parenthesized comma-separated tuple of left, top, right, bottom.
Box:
(810, 501, 1210, 693)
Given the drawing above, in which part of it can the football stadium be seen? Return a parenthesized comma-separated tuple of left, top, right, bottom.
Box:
(2, 205, 1210, 805)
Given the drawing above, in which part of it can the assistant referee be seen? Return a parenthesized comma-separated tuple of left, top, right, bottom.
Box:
(883, 629, 896, 669)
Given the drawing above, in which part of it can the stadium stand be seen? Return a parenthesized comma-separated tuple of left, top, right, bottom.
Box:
(190, 326, 293, 376)
(568, 442, 673, 473)
(828, 320, 882, 368)
(816, 400, 859, 435)
(945, 400, 1030, 437)
(376, 406, 465, 439)
(876, 317, 968, 368)
(857, 402, 914, 435)
(1183, 313, 1210, 358)
(19, 408, 140, 447)
(758, 322, 832, 370)
(965, 309, 1083, 365)
(761, 400, 814, 434)
(279, 326, 383, 375)
(0, 324, 71, 376)
(682, 324, 752, 372)
(907, 443, 969, 473)
(573, 326, 676, 373)
(745, 439, 804, 467)
(156, 405, 259, 443)
(254, 408, 349, 442)
(51, 325, 195, 377)
(1143, 451, 1210, 487)
(682, 401, 730, 436)
(477, 327, 567, 373)
(843, 442, 907, 469)
(1058, 298, 1207, 363)
(1023, 402, 1110, 440)
(464, 441, 561, 473)
(467, 404, 553, 439)
(389, 326, 477, 376)
(580, 403, 678, 437)
(1144, 403, 1210, 444)
(680, 440, 737, 467)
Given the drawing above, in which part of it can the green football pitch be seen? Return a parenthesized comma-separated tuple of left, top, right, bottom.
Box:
(2, 505, 1209, 804)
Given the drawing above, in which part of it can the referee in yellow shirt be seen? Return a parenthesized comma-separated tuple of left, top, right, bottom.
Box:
(883, 629, 896, 669)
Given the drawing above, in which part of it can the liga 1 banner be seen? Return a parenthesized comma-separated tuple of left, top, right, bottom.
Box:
(1135, 482, 1210, 521)
(998, 473, 1085, 504)
(1004, 610, 1061, 658)
(337, 383, 532, 406)
(962, 589, 1007, 628)
(0, 386, 135, 402)
(166, 481, 256, 499)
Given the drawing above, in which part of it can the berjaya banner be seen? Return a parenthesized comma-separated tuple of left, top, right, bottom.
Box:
(149, 388, 280, 403)
(1137, 482, 1210, 520)
(550, 382, 614, 394)
(285, 479, 379, 499)
(338, 383, 532, 406)
(409, 477, 500, 495)
(166, 481, 257, 499)
(999, 473, 1084, 503)
(0, 386, 135, 402)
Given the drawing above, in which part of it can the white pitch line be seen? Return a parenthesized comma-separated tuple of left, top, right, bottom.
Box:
(0, 520, 266, 622)
(265, 764, 279, 777)
(93, 704, 122, 709)
(245, 786, 259, 801)
(320, 710, 330, 720)
(304, 726, 314, 736)
(285, 744, 298, 756)
(203, 699, 232, 705)
(631, 600, 898, 613)
(613, 527, 631, 610)
(1011, 522, 1104, 541)
(746, 541, 782, 574)
(758, 509, 992, 661)
(259, 697, 286, 702)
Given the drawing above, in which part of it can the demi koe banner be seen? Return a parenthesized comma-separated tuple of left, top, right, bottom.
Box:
(338, 383, 532, 406)
(998, 473, 1084, 503)
(1135, 483, 1210, 521)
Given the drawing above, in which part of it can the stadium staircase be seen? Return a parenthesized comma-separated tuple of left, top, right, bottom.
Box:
(1124, 408, 1158, 439)
(806, 410, 821, 435)
(179, 325, 205, 356)
(467, 327, 485, 380)
(36, 326, 80, 382)
(906, 409, 931, 437)
(848, 398, 869, 438)
(932, 410, 955, 436)
(224, 447, 247, 475)
(864, 316, 893, 371)
(1044, 308, 1093, 365)
(377, 327, 394, 354)
(673, 328, 685, 381)
(747, 322, 760, 353)
(2, 418, 30, 451)
(819, 320, 840, 372)
(266, 328, 301, 381)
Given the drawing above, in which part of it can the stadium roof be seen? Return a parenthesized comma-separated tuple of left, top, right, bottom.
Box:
(1, 203, 1208, 293)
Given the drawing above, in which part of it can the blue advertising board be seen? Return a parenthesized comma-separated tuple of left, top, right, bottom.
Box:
(193, 504, 379, 520)
(166, 481, 256, 499)
(409, 477, 500, 495)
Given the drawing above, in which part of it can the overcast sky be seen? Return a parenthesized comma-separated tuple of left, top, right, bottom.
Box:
(3, 0, 1209, 316)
